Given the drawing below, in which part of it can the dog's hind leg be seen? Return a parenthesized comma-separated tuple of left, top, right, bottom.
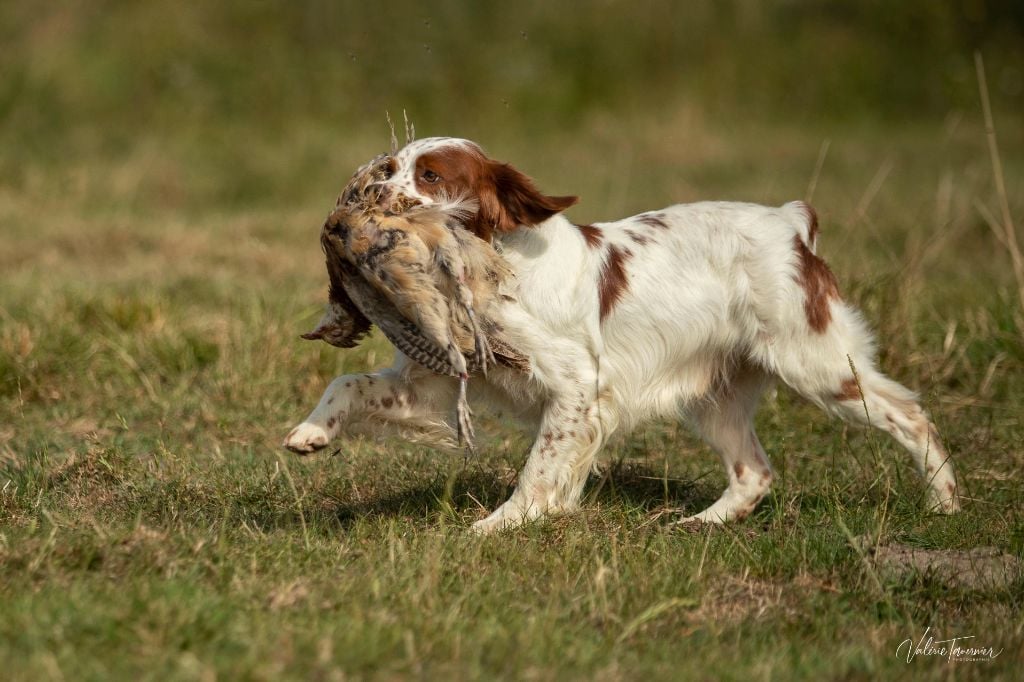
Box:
(803, 364, 959, 514)
(748, 211, 959, 514)
(764, 302, 960, 514)
(680, 366, 775, 524)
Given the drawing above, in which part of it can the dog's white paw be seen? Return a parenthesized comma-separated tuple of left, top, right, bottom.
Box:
(470, 513, 519, 535)
(470, 499, 551, 534)
(282, 422, 330, 454)
(929, 487, 961, 514)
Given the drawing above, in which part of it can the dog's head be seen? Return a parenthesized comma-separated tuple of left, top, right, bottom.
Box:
(374, 137, 578, 242)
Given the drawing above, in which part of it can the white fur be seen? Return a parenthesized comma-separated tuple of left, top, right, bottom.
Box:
(285, 137, 960, 533)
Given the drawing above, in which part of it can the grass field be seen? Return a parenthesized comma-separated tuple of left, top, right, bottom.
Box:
(2, 3, 1024, 680)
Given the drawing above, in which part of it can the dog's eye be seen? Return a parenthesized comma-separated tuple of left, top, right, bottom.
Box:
(422, 169, 441, 183)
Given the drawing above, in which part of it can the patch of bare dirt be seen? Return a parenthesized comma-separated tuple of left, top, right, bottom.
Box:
(866, 542, 1022, 589)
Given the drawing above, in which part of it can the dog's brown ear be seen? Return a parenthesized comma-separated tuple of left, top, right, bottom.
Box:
(469, 161, 577, 240)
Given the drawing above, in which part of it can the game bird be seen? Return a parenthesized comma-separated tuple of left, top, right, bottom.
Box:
(301, 153, 528, 451)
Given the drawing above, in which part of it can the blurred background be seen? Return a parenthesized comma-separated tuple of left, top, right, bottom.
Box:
(2, 5, 1024, 677)
(2, 0, 1021, 211)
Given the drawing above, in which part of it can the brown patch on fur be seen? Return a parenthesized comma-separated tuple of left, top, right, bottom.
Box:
(598, 245, 632, 321)
(576, 224, 603, 248)
(413, 143, 577, 241)
(326, 417, 336, 428)
(946, 482, 956, 496)
(635, 213, 669, 229)
(624, 228, 652, 245)
(734, 462, 745, 479)
(760, 470, 772, 484)
(835, 377, 862, 402)
(382, 397, 393, 408)
(327, 397, 334, 405)
(793, 235, 840, 333)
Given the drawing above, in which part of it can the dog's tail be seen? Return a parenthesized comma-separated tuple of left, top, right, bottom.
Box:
(782, 200, 821, 253)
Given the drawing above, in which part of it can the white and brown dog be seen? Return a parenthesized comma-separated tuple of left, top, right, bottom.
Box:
(284, 137, 960, 533)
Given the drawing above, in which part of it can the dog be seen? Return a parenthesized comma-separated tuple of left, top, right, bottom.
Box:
(284, 137, 960, 533)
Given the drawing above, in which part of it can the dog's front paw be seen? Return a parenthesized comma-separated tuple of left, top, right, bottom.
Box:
(470, 513, 517, 535)
(470, 498, 548, 534)
(282, 422, 330, 454)
(928, 486, 961, 515)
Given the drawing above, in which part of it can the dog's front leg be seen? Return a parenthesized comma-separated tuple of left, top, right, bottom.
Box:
(283, 363, 457, 453)
(472, 392, 608, 533)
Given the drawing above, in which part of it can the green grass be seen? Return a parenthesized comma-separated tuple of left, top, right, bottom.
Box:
(2, 2, 1024, 680)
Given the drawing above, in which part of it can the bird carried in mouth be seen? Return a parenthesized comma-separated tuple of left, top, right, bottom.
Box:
(301, 153, 528, 451)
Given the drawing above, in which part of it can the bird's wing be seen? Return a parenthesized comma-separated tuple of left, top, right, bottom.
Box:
(482, 321, 531, 374)
(337, 260, 466, 377)
(324, 211, 467, 365)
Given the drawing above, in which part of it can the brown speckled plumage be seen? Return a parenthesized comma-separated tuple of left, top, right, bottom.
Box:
(303, 154, 528, 451)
